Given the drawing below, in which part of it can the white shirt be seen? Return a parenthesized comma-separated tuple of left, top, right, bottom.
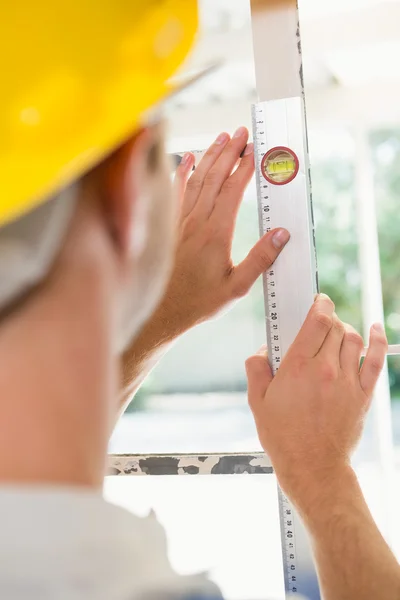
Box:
(0, 488, 222, 600)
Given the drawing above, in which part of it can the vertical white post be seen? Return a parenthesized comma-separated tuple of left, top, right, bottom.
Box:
(250, 2, 321, 597)
(250, 0, 302, 101)
(354, 126, 395, 545)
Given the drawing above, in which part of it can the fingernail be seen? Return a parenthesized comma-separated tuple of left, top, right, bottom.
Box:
(215, 132, 229, 145)
(373, 323, 385, 333)
(272, 228, 290, 249)
(181, 152, 191, 166)
(243, 142, 254, 156)
(233, 126, 247, 139)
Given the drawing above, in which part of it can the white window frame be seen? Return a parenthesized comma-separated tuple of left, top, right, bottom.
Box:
(107, 0, 396, 548)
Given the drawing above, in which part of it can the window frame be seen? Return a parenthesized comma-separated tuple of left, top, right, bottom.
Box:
(108, 453, 272, 477)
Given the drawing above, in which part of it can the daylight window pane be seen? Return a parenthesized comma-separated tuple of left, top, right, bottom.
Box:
(104, 474, 285, 600)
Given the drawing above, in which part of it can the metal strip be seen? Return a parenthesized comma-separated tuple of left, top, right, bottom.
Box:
(252, 98, 320, 600)
(249, 1, 321, 596)
(107, 453, 272, 477)
(250, 0, 303, 101)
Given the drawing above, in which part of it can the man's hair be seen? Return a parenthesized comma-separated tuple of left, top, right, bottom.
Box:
(0, 187, 77, 314)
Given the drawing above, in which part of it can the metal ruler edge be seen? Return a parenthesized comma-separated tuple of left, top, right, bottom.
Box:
(252, 98, 320, 600)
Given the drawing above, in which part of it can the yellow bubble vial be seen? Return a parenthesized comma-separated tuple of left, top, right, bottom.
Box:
(261, 147, 299, 185)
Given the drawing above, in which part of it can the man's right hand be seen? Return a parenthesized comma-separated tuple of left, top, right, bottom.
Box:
(245, 293, 388, 511)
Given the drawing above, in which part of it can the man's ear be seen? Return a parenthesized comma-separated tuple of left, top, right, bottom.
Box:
(100, 127, 154, 259)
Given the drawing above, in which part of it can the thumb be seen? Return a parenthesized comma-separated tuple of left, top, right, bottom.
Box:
(245, 346, 273, 412)
(232, 228, 290, 297)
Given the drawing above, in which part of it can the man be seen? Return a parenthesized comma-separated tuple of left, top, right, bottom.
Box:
(0, 2, 399, 599)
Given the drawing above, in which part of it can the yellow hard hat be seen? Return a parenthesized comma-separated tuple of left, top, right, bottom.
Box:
(0, 1, 198, 228)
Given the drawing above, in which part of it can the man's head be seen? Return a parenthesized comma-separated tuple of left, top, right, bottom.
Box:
(0, 2, 198, 485)
(74, 120, 177, 353)
(0, 1, 198, 348)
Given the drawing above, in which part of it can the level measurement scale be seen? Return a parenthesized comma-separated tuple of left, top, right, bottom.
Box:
(249, 1, 321, 597)
(252, 96, 319, 598)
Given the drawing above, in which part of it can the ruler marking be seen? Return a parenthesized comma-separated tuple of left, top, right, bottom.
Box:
(253, 102, 296, 588)
(252, 100, 320, 598)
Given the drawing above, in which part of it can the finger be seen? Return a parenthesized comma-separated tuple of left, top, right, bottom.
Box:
(181, 132, 230, 219)
(339, 324, 364, 376)
(173, 152, 195, 211)
(191, 126, 249, 220)
(245, 346, 273, 412)
(289, 294, 335, 358)
(210, 143, 255, 229)
(318, 313, 345, 364)
(231, 228, 290, 298)
(360, 323, 388, 398)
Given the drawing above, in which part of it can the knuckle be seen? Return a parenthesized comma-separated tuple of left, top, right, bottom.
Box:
(221, 177, 238, 193)
(245, 355, 260, 371)
(245, 356, 254, 370)
(369, 358, 384, 374)
(319, 362, 338, 382)
(181, 215, 198, 239)
(345, 331, 363, 347)
(332, 319, 345, 337)
(204, 169, 221, 187)
(375, 334, 389, 349)
(290, 356, 309, 378)
(313, 310, 333, 331)
(327, 297, 335, 311)
(186, 176, 202, 194)
(205, 145, 220, 159)
(254, 246, 275, 271)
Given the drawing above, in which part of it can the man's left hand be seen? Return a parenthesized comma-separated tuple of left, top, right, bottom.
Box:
(121, 127, 289, 398)
(150, 126, 290, 340)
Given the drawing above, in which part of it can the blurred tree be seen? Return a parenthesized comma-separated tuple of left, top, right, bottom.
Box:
(312, 157, 361, 330)
(371, 129, 400, 396)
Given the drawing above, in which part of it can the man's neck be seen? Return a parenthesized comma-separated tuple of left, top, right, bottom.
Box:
(0, 270, 116, 488)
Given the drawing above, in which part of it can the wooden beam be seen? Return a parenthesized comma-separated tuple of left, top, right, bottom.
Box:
(250, 0, 302, 100)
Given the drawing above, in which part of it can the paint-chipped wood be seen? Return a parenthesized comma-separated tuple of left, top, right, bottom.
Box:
(107, 453, 273, 476)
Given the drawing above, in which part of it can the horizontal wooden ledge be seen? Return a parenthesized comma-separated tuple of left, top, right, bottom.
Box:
(107, 452, 273, 477)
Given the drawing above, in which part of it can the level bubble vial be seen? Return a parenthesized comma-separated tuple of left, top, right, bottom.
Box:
(261, 147, 299, 185)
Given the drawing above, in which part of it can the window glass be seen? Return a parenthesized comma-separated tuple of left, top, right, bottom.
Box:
(110, 130, 363, 455)
(109, 0, 400, 560)
(104, 474, 285, 600)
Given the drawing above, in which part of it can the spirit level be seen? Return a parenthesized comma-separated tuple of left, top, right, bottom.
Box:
(252, 97, 320, 600)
